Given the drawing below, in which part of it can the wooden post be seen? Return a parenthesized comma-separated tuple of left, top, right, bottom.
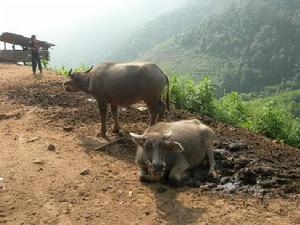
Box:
(4, 42, 6, 50)
(12, 39, 16, 63)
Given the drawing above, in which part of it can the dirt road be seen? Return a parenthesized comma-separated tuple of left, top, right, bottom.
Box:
(0, 64, 299, 225)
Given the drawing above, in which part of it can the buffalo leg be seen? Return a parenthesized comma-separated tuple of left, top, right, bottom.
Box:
(111, 104, 120, 133)
(149, 109, 158, 125)
(168, 159, 189, 186)
(98, 102, 107, 137)
(146, 102, 159, 125)
(157, 98, 166, 122)
(207, 146, 217, 178)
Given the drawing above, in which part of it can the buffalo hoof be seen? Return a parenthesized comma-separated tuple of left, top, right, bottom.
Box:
(208, 170, 218, 179)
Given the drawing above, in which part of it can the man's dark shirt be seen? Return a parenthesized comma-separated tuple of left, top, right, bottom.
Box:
(28, 41, 39, 53)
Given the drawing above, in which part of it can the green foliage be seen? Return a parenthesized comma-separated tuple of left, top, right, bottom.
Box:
(170, 75, 300, 148)
(247, 89, 300, 117)
(117, 0, 300, 94)
(74, 63, 91, 73)
(286, 121, 300, 148)
(41, 59, 49, 69)
(54, 63, 91, 77)
(215, 92, 249, 126)
(170, 75, 215, 116)
(249, 102, 287, 140)
(55, 65, 70, 76)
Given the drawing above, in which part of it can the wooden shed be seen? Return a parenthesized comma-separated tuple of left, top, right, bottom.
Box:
(0, 32, 55, 63)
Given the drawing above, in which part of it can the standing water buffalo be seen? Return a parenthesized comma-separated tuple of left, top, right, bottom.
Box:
(63, 62, 169, 137)
(130, 119, 217, 185)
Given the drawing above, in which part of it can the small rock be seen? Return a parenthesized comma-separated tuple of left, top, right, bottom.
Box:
(258, 179, 277, 188)
(87, 98, 96, 103)
(137, 106, 147, 111)
(234, 157, 250, 169)
(214, 148, 227, 155)
(275, 178, 289, 185)
(80, 168, 90, 175)
(63, 126, 73, 132)
(253, 166, 273, 176)
(204, 182, 217, 189)
(33, 159, 45, 165)
(223, 182, 237, 193)
(240, 168, 257, 185)
(128, 191, 133, 197)
(220, 177, 230, 184)
(282, 185, 297, 194)
(228, 142, 248, 152)
(27, 136, 39, 143)
(47, 144, 56, 151)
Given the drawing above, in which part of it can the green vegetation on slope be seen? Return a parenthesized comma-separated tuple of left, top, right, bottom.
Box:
(54, 64, 91, 77)
(247, 89, 300, 117)
(109, 0, 226, 61)
(112, 0, 300, 95)
(170, 75, 300, 148)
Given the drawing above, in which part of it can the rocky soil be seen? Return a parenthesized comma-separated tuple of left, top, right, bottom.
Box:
(0, 64, 299, 225)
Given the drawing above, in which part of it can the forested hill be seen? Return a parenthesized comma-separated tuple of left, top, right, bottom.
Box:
(108, 0, 224, 61)
(110, 0, 300, 94)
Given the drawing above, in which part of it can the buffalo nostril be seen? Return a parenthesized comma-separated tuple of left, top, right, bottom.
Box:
(152, 163, 162, 172)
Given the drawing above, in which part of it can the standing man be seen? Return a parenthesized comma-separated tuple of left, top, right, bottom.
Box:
(29, 35, 43, 78)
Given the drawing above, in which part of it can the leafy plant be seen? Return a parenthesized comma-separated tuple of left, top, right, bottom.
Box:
(55, 65, 70, 76)
(249, 101, 287, 140)
(41, 59, 49, 69)
(215, 92, 249, 126)
(170, 75, 215, 116)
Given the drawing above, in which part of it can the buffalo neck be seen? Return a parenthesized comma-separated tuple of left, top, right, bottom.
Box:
(75, 73, 92, 94)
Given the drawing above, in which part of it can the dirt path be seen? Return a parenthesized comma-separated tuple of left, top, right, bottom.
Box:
(0, 64, 299, 225)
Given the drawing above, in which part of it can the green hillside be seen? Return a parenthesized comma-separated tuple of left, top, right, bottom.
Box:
(109, 0, 226, 61)
(247, 89, 300, 117)
(112, 0, 300, 94)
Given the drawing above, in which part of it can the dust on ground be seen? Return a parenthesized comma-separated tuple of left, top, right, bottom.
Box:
(0, 64, 299, 225)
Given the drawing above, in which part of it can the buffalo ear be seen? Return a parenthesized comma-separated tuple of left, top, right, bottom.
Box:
(130, 133, 146, 146)
(164, 141, 184, 152)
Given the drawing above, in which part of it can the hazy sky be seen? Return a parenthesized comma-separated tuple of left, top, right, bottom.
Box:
(1, 0, 135, 38)
(1, 0, 184, 41)
(1, 0, 185, 66)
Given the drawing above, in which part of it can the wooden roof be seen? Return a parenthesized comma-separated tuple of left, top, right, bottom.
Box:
(0, 32, 55, 49)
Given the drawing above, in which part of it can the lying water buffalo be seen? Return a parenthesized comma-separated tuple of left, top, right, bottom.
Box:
(130, 119, 217, 185)
(63, 62, 169, 137)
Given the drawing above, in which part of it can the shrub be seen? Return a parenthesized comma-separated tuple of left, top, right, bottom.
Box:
(215, 92, 249, 126)
(250, 101, 287, 140)
(41, 59, 49, 69)
(285, 121, 300, 148)
(170, 75, 215, 116)
(55, 65, 70, 76)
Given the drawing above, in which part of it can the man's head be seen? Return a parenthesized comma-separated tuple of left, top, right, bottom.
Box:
(31, 35, 36, 41)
